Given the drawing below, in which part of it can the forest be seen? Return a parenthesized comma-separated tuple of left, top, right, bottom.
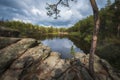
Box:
(67, 0, 120, 70)
(0, 0, 120, 80)
(0, 1, 119, 70)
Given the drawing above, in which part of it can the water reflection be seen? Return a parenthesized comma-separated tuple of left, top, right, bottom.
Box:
(29, 34, 90, 57)
(42, 37, 83, 58)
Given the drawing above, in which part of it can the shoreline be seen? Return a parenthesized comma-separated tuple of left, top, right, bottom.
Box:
(0, 37, 120, 80)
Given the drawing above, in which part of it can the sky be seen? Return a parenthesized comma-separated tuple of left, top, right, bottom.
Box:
(0, 0, 114, 27)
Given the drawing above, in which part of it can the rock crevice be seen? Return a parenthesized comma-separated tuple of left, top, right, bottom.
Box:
(0, 37, 119, 80)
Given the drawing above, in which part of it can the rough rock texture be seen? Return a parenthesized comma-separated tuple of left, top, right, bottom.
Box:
(0, 37, 120, 80)
(74, 53, 120, 80)
(0, 38, 37, 75)
(0, 37, 21, 49)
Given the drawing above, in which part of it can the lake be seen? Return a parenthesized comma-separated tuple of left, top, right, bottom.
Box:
(27, 34, 120, 70)
(38, 35, 90, 58)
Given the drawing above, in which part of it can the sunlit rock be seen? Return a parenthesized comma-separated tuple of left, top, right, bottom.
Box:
(0, 37, 119, 80)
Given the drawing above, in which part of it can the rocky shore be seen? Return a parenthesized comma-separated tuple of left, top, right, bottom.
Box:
(0, 37, 120, 80)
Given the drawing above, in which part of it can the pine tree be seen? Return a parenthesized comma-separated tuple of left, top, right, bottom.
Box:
(106, 0, 112, 7)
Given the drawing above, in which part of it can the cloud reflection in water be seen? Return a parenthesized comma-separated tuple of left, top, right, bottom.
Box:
(42, 38, 83, 58)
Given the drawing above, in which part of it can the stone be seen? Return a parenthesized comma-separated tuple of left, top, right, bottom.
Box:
(0, 43, 51, 80)
(80, 67, 93, 80)
(75, 52, 88, 65)
(100, 59, 120, 80)
(0, 38, 36, 75)
(50, 52, 61, 58)
(0, 37, 119, 80)
(38, 51, 70, 80)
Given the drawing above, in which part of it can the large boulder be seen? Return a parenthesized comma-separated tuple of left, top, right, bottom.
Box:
(0, 38, 37, 75)
(75, 53, 120, 80)
(100, 59, 120, 80)
(0, 37, 119, 80)
(0, 44, 51, 80)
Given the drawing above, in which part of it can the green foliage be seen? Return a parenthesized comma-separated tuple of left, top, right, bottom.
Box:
(0, 20, 68, 38)
(69, 32, 80, 36)
(67, 1, 120, 69)
(84, 35, 92, 43)
(68, 1, 120, 40)
(97, 39, 120, 70)
(70, 45, 75, 56)
(68, 15, 94, 44)
(99, 1, 120, 38)
(106, 0, 112, 7)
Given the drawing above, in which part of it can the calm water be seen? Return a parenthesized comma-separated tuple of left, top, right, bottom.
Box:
(30, 34, 120, 69)
(41, 36, 84, 58)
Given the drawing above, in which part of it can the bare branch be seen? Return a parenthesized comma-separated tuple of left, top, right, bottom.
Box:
(56, 0, 62, 5)
(46, 0, 76, 19)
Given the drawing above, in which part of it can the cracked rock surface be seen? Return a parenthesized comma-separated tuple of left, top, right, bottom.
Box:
(0, 37, 120, 80)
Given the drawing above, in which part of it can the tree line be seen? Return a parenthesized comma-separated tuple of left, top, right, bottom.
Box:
(0, 0, 119, 78)
(0, 20, 67, 37)
(68, 0, 120, 40)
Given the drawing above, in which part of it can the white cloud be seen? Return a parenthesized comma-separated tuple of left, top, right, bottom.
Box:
(12, 17, 32, 23)
(0, 0, 113, 27)
(60, 10, 73, 20)
(31, 7, 42, 16)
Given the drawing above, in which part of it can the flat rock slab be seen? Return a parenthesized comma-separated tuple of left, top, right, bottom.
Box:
(0, 37, 120, 80)
(0, 44, 51, 80)
(0, 38, 37, 75)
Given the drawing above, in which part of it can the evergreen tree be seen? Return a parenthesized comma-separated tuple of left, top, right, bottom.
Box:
(106, 0, 112, 7)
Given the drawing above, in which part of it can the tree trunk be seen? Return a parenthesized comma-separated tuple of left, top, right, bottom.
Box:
(89, 0, 100, 78)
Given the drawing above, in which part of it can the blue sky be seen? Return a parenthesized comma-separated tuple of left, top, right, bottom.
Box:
(0, 0, 114, 27)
